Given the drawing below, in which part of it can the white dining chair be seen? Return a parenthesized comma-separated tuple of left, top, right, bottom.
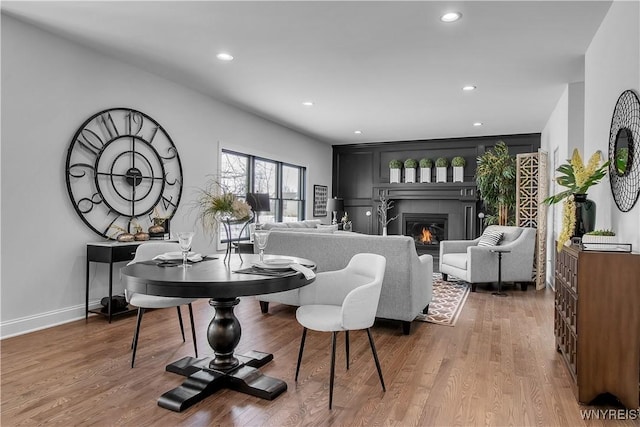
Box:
(294, 253, 387, 409)
(126, 242, 198, 368)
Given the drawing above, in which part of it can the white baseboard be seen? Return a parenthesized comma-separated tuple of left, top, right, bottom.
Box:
(0, 300, 102, 339)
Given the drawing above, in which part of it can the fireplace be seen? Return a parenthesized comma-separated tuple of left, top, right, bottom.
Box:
(402, 213, 448, 254)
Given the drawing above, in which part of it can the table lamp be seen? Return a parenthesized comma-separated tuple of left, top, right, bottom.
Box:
(246, 193, 271, 227)
(326, 197, 344, 225)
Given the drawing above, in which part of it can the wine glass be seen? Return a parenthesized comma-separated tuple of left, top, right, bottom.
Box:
(254, 231, 269, 263)
(177, 231, 195, 268)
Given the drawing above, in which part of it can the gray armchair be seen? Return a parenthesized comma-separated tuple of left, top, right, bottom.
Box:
(439, 225, 536, 292)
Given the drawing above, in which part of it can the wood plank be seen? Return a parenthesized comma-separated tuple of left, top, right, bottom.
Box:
(2, 286, 637, 426)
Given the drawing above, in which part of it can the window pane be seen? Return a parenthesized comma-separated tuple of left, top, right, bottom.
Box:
(220, 151, 249, 241)
(221, 152, 248, 195)
(282, 200, 302, 222)
(254, 159, 277, 197)
(282, 165, 300, 200)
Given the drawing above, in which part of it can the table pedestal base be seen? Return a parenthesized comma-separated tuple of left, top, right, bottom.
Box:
(159, 350, 287, 412)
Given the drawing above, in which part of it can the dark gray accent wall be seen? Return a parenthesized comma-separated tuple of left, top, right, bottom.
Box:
(332, 133, 541, 237)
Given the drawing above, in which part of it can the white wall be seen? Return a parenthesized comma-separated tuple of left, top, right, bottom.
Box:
(584, 0, 640, 250)
(542, 0, 640, 278)
(0, 15, 332, 337)
(541, 86, 569, 285)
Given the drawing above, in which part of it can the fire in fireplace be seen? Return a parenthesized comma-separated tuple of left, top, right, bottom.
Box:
(402, 213, 448, 252)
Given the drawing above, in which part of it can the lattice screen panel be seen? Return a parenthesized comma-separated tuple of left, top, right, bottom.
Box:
(516, 150, 548, 290)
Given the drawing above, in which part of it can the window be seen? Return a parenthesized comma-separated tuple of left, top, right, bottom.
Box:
(220, 149, 306, 241)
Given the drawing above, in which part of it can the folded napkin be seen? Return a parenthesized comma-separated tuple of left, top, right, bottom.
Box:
(290, 263, 316, 280)
(153, 252, 203, 262)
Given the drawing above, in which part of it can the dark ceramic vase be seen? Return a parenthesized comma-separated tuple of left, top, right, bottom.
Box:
(573, 193, 596, 237)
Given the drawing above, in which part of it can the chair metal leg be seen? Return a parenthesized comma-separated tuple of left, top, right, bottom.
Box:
(345, 330, 350, 370)
(187, 303, 198, 357)
(131, 307, 145, 368)
(295, 327, 307, 382)
(329, 331, 337, 409)
(176, 306, 186, 342)
(366, 328, 386, 392)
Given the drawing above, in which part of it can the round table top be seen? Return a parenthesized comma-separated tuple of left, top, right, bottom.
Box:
(120, 254, 316, 299)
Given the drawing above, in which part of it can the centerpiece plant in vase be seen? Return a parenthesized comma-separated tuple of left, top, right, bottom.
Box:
(194, 177, 253, 261)
(543, 149, 609, 251)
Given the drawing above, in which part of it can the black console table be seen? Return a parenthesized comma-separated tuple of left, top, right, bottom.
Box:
(86, 240, 173, 322)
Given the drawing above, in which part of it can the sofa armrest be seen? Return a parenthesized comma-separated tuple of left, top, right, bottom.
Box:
(418, 254, 433, 278)
(440, 238, 479, 271)
(466, 245, 500, 283)
(418, 254, 434, 306)
(440, 238, 479, 254)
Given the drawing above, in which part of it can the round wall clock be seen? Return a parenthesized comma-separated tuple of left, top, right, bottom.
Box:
(65, 108, 183, 239)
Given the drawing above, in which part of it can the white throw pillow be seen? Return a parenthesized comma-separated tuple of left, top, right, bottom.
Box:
(478, 229, 503, 247)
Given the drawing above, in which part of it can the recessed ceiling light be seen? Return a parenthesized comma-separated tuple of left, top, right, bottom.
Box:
(216, 52, 234, 61)
(302, 101, 314, 107)
(441, 12, 462, 23)
(462, 85, 476, 91)
(473, 122, 483, 126)
(354, 130, 362, 135)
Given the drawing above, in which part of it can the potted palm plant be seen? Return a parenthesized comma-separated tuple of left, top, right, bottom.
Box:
(451, 156, 466, 182)
(475, 141, 515, 226)
(419, 158, 433, 183)
(435, 157, 448, 182)
(404, 158, 418, 183)
(389, 159, 402, 183)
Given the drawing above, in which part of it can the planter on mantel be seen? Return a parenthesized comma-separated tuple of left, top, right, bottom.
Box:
(420, 167, 432, 183)
(404, 168, 416, 183)
(453, 166, 464, 182)
(436, 167, 447, 183)
(390, 168, 401, 183)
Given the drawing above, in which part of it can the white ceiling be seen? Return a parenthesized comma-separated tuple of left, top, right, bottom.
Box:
(2, 1, 612, 145)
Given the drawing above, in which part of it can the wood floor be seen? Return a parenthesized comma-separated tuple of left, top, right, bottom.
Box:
(2, 285, 637, 426)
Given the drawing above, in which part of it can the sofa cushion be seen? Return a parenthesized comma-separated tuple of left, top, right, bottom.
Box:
(270, 227, 334, 234)
(262, 222, 288, 230)
(317, 224, 339, 231)
(442, 253, 467, 270)
(287, 221, 307, 228)
(303, 220, 322, 228)
(478, 229, 503, 246)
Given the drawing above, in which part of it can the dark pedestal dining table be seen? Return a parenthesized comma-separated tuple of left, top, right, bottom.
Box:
(120, 253, 316, 412)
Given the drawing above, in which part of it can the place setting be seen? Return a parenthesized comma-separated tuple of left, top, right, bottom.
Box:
(234, 257, 316, 279)
(233, 230, 316, 279)
(143, 231, 218, 267)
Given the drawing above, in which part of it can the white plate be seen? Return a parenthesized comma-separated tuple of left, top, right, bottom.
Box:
(156, 251, 195, 261)
(253, 260, 294, 270)
(263, 258, 295, 266)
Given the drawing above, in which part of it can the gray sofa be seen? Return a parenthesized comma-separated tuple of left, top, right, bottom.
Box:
(439, 225, 536, 292)
(256, 231, 433, 334)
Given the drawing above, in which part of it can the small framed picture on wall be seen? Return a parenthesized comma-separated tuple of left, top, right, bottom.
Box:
(313, 185, 328, 217)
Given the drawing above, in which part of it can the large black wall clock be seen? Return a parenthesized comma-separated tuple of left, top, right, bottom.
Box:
(65, 108, 183, 239)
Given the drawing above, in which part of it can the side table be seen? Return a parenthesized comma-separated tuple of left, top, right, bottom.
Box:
(490, 249, 511, 297)
(86, 240, 174, 322)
